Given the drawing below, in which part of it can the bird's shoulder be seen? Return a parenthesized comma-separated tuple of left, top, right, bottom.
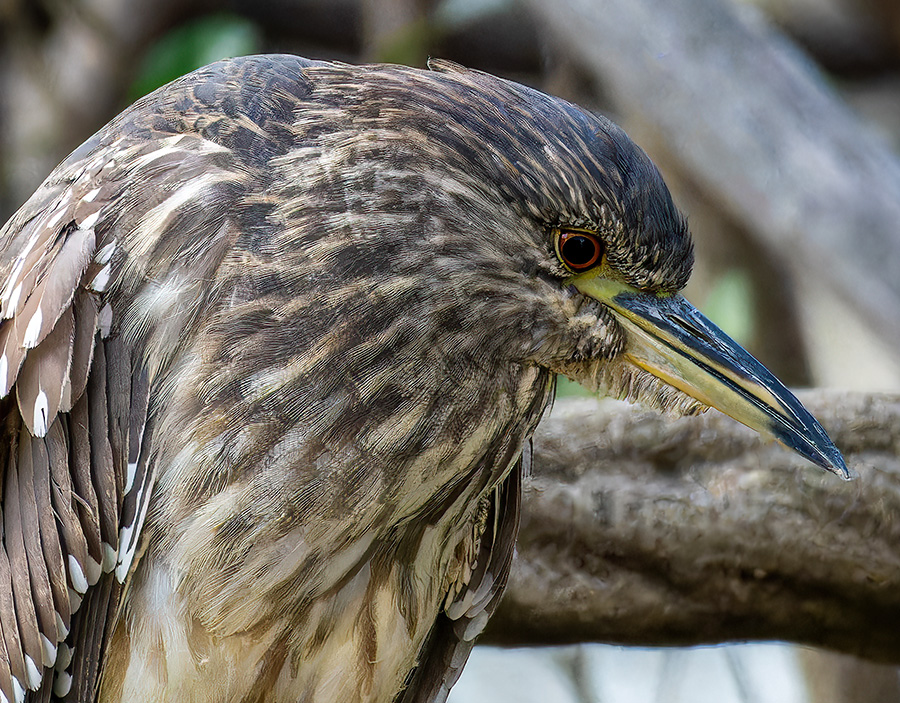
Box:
(0, 53, 339, 703)
(0, 129, 158, 699)
(399, 464, 522, 703)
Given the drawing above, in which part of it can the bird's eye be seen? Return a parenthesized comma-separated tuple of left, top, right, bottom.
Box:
(556, 230, 603, 272)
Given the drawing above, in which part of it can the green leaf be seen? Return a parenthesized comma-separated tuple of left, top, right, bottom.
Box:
(555, 375, 593, 399)
(130, 14, 262, 100)
(701, 269, 756, 347)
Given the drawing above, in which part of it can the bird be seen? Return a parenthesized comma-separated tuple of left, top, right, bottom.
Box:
(0, 54, 848, 703)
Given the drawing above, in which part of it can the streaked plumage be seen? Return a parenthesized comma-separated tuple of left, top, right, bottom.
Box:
(0, 54, 846, 703)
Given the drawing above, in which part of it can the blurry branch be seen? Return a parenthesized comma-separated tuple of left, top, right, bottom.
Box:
(521, 0, 900, 353)
(747, 0, 898, 73)
(486, 393, 900, 664)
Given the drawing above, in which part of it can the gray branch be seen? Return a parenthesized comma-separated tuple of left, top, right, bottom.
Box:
(485, 392, 900, 664)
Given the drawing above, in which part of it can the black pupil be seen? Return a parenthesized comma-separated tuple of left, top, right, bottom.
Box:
(562, 235, 596, 267)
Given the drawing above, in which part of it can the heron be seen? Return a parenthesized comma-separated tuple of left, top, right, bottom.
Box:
(0, 55, 847, 702)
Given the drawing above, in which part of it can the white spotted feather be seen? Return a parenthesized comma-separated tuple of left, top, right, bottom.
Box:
(11, 225, 95, 353)
(15, 308, 75, 437)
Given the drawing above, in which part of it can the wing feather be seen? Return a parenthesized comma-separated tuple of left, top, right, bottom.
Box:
(5, 432, 45, 692)
(0, 437, 29, 702)
(0, 318, 28, 400)
(1, 214, 64, 318)
(67, 396, 103, 587)
(60, 574, 120, 703)
(16, 309, 75, 437)
(86, 341, 119, 565)
(399, 465, 522, 703)
(17, 431, 59, 671)
(30, 426, 70, 642)
(0, 53, 308, 700)
(45, 412, 90, 626)
(0, 616, 16, 703)
(61, 291, 98, 414)
(10, 226, 94, 353)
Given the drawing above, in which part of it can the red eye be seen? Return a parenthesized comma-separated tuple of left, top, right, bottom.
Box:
(557, 230, 603, 272)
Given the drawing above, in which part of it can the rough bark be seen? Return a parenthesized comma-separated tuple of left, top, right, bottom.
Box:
(485, 392, 900, 664)
(521, 0, 900, 353)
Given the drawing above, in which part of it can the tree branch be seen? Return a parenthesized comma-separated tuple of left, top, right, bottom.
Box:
(486, 392, 900, 664)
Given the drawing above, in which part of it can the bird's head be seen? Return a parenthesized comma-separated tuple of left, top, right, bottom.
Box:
(286, 58, 847, 477)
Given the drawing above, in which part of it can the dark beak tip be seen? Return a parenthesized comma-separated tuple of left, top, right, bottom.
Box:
(772, 423, 852, 480)
(831, 457, 855, 481)
(814, 445, 853, 480)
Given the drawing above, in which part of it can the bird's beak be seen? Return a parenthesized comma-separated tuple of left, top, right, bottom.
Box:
(572, 275, 850, 478)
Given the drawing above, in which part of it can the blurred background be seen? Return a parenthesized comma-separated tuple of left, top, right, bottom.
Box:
(1, 0, 899, 700)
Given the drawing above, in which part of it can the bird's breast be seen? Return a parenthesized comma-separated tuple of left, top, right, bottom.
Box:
(102, 321, 553, 701)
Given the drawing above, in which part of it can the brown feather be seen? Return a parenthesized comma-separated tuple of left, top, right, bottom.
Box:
(0, 426, 16, 703)
(15, 308, 75, 437)
(0, 435, 27, 701)
(91, 338, 123, 562)
(124, 368, 149, 500)
(399, 466, 521, 703)
(32, 424, 71, 641)
(62, 291, 99, 413)
(62, 573, 119, 703)
(0, 320, 27, 400)
(0, 623, 17, 703)
(5, 430, 45, 691)
(113, 418, 153, 583)
(66, 395, 103, 586)
(113, 366, 152, 584)
(46, 417, 85, 633)
(12, 225, 94, 352)
(16, 430, 58, 670)
(33, 423, 69, 644)
(0, 214, 63, 319)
